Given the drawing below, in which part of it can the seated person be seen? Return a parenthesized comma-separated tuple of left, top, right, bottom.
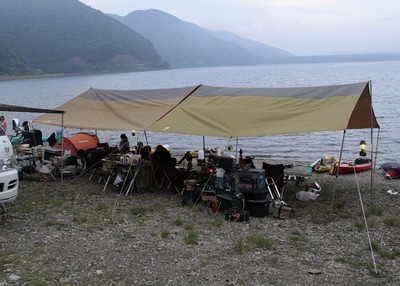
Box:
(153, 145, 172, 167)
(140, 145, 152, 161)
(119, 133, 130, 154)
(135, 141, 144, 154)
(21, 121, 43, 147)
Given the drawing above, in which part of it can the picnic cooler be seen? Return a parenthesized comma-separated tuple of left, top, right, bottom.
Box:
(245, 199, 269, 217)
(245, 188, 268, 200)
(43, 148, 62, 161)
(235, 169, 266, 189)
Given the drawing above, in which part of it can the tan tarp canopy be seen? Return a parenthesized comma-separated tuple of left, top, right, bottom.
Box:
(34, 86, 200, 131)
(34, 82, 379, 137)
(148, 82, 379, 137)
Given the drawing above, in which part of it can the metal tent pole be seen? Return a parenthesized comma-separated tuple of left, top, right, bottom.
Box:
(61, 113, 64, 191)
(329, 130, 346, 212)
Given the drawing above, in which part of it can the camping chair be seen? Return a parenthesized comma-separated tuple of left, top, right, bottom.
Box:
(86, 151, 106, 181)
(263, 162, 286, 197)
(201, 189, 221, 217)
(162, 165, 184, 194)
(151, 157, 166, 189)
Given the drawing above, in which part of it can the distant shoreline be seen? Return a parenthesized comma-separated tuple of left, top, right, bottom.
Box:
(0, 73, 68, 82)
(2, 57, 400, 82)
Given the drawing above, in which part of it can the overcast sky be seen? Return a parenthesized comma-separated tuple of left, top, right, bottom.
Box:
(80, 0, 399, 56)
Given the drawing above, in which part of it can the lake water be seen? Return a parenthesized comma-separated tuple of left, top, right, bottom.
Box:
(1, 61, 399, 164)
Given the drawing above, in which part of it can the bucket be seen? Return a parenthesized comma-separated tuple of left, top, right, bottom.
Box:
(306, 166, 313, 173)
(198, 150, 205, 160)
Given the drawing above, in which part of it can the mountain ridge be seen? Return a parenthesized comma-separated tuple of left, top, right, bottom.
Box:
(1, 2, 399, 78)
(0, 0, 169, 76)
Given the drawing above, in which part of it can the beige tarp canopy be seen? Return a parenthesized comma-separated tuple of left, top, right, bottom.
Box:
(148, 82, 379, 137)
(34, 86, 200, 131)
(34, 82, 379, 137)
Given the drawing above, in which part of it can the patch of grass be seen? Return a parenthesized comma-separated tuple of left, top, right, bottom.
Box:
(369, 240, 381, 251)
(20, 278, 48, 286)
(365, 205, 384, 217)
(43, 220, 68, 230)
(377, 249, 398, 259)
(354, 217, 376, 230)
(368, 240, 398, 259)
(184, 223, 195, 231)
(367, 217, 376, 228)
(289, 231, 308, 243)
(184, 229, 199, 245)
(72, 213, 88, 224)
(354, 219, 365, 230)
(293, 201, 308, 209)
(212, 218, 223, 228)
(96, 201, 109, 212)
(335, 256, 366, 269)
(115, 231, 133, 241)
(161, 229, 170, 239)
(247, 233, 277, 250)
(384, 216, 400, 228)
(309, 212, 330, 225)
(335, 199, 347, 209)
(232, 236, 245, 254)
(0, 249, 17, 272)
(129, 205, 152, 216)
(172, 218, 184, 226)
(53, 197, 64, 208)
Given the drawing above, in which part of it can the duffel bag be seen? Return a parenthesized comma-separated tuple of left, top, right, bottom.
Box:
(225, 208, 250, 222)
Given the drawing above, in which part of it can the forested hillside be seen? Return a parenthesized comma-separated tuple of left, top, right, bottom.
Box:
(0, 0, 169, 76)
(0, 39, 31, 76)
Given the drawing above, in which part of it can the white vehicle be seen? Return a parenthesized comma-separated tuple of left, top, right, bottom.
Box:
(0, 127, 19, 213)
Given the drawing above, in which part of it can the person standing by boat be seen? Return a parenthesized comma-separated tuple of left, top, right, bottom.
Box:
(0, 116, 7, 133)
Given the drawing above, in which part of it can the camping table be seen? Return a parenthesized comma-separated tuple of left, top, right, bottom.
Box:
(284, 175, 310, 189)
(101, 159, 151, 194)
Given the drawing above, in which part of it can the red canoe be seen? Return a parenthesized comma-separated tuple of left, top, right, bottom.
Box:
(331, 160, 372, 174)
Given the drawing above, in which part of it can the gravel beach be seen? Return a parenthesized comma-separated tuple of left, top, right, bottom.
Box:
(1, 159, 399, 286)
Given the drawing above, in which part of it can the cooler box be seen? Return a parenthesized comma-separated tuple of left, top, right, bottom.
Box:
(235, 169, 266, 189)
(245, 199, 268, 217)
(44, 148, 62, 161)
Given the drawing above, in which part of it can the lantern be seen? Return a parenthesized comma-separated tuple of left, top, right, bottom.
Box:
(359, 140, 367, 157)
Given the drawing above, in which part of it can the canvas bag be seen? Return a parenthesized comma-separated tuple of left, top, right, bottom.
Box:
(272, 203, 294, 219)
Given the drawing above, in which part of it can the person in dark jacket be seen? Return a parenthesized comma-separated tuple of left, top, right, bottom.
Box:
(119, 133, 130, 154)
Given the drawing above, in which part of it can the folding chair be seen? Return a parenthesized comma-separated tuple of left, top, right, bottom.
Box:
(263, 162, 286, 197)
(201, 189, 221, 217)
(150, 157, 166, 189)
(163, 166, 184, 194)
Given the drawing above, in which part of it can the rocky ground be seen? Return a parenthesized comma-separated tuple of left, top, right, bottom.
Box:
(1, 160, 399, 286)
